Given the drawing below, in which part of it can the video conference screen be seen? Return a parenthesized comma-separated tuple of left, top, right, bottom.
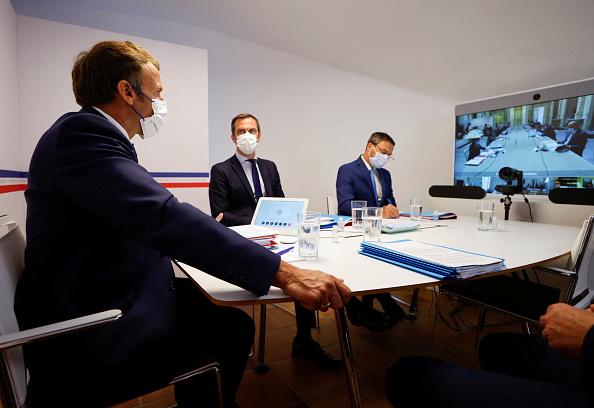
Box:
(454, 93, 594, 195)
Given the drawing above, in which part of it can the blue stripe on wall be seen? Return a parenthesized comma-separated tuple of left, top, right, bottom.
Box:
(0, 170, 27, 178)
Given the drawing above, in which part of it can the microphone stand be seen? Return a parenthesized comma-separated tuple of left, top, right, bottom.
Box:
(500, 194, 513, 221)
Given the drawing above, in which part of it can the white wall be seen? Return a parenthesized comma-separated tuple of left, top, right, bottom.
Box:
(7, 4, 594, 227)
(16, 17, 210, 212)
(0, 0, 25, 223)
(8, 11, 454, 213)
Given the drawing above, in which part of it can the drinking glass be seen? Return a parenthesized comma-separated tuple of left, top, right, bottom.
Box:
(362, 207, 383, 242)
(410, 198, 423, 222)
(351, 200, 367, 230)
(297, 211, 321, 258)
(477, 201, 495, 231)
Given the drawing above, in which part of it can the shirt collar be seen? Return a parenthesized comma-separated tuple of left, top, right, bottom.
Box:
(91, 106, 129, 139)
(236, 152, 258, 163)
(361, 154, 372, 171)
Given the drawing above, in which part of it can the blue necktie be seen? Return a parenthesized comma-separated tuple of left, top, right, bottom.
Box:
(248, 159, 263, 200)
(370, 169, 379, 206)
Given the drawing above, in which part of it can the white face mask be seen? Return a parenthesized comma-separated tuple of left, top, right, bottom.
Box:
(369, 147, 390, 169)
(138, 99, 167, 139)
(130, 86, 168, 139)
(236, 132, 258, 155)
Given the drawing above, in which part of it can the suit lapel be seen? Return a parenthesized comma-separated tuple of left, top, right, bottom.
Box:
(230, 155, 256, 201)
(357, 157, 375, 202)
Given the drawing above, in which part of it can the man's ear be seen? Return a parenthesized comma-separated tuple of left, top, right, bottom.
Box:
(231, 133, 237, 144)
(117, 80, 135, 104)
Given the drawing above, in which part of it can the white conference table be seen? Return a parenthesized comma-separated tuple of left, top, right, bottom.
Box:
(461, 125, 594, 179)
(176, 216, 580, 407)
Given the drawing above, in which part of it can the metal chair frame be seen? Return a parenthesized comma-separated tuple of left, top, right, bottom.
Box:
(0, 215, 223, 408)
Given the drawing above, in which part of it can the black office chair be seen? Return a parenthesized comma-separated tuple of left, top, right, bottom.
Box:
(0, 215, 223, 408)
(440, 215, 594, 346)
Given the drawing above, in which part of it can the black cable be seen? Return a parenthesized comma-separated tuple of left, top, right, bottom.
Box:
(521, 193, 534, 222)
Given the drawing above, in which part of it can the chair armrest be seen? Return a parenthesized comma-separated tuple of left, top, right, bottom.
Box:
(532, 265, 577, 277)
(0, 309, 122, 350)
(532, 266, 579, 304)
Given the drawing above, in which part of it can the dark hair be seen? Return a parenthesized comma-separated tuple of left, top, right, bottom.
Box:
(367, 132, 395, 146)
(231, 113, 261, 134)
(72, 41, 160, 107)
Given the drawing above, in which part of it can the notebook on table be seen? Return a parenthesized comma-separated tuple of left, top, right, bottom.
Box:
(251, 197, 309, 236)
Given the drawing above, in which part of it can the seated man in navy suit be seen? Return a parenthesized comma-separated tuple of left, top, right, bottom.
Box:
(336, 132, 406, 332)
(558, 121, 589, 156)
(209, 113, 342, 369)
(385, 303, 594, 407)
(15, 41, 350, 408)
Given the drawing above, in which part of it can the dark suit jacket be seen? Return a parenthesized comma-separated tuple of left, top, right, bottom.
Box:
(14, 107, 280, 404)
(336, 156, 396, 216)
(209, 155, 284, 226)
(541, 125, 556, 141)
(566, 128, 589, 156)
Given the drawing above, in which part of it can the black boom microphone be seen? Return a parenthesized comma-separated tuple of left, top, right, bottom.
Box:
(429, 185, 486, 199)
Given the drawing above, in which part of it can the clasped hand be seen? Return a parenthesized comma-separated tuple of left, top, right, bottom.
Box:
(540, 303, 594, 360)
(272, 260, 351, 311)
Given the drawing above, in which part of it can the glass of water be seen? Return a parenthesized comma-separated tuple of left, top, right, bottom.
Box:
(362, 207, 383, 242)
(410, 198, 423, 222)
(297, 211, 321, 259)
(477, 201, 495, 231)
(351, 200, 367, 230)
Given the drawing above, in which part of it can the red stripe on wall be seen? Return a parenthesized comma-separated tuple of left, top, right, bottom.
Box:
(159, 182, 210, 188)
(0, 184, 27, 194)
(0, 183, 209, 194)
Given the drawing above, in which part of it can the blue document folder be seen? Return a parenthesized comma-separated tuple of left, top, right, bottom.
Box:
(359, 239, 504, 280)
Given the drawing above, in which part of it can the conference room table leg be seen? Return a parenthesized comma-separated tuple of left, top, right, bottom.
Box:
(335, 307, 362, 408)
(253, 304, 270, 373)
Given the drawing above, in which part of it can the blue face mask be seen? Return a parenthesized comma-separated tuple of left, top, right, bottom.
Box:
(130, 85, 168, 139)
(370, 152, 389, 169)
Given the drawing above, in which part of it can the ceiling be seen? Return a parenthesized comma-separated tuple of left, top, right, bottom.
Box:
(11, 0, 594, 103)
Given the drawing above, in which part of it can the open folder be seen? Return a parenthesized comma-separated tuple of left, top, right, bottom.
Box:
(359, 239, 505, 280)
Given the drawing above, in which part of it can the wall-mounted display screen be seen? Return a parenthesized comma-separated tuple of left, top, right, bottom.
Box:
(454, 78, 594, 195)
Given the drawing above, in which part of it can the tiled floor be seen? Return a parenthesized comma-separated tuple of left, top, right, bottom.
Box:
(105, 287, 538, 408)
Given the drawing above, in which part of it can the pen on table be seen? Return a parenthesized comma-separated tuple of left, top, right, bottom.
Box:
(276, 246, 294, 256)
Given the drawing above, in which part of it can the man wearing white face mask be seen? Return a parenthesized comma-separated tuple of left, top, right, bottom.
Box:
(17, 42, 351, 407)
(209, 113, 343, 370)
(209, 113, 284, 227)
(336, 132, 406, 332)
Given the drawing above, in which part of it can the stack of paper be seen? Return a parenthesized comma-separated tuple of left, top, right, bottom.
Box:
(229, 225, 278, 247)
(465, 154, 488, 166)
(320, 214, 352, 229)
(359, 239, 504, 280)
(399, 211, 457, 220)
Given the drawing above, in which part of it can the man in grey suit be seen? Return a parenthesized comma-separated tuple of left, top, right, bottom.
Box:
(209, 113, 342, 369)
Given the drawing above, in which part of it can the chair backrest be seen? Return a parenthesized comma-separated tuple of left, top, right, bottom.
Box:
(566, 218, 589, 270)
(326, 195, 338, 215)
(569, 215, 594, 308)
(0, 215, 27, 407)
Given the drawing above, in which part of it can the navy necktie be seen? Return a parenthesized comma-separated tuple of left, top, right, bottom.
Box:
(248, 159, 263, 200)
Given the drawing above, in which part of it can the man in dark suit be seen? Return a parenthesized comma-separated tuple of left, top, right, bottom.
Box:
(209, 114, 283, 227)
(385, 303, 594, 407)
(559, 121, 589, 156)
(336, 132, 399, 217)
(209, 113, 342, 369)
(14, 41, 350, 408)
(336, 132, 406, 331)
(540, 124, 557, 141)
